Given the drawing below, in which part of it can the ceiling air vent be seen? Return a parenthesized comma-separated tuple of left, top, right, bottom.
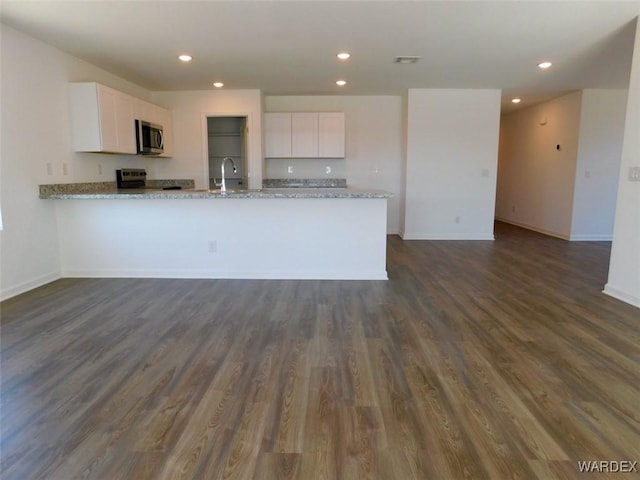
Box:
(394, 56, 421, 64)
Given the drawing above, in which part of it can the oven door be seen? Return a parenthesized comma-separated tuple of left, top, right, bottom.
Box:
(136, 120, 164, 155)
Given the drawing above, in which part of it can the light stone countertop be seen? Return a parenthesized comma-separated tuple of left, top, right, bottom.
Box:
(39, 185, 392, 200)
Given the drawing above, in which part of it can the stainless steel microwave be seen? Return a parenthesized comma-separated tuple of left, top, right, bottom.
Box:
(136, 120, 164, 155)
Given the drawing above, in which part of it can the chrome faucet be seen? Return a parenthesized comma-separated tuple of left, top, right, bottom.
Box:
(220, 156, 237, 193)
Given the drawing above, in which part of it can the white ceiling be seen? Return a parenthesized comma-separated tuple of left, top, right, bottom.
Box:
(2, 0, 639, 112)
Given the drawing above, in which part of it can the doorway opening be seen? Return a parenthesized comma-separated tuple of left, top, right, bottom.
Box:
(206, 116, 248, 190)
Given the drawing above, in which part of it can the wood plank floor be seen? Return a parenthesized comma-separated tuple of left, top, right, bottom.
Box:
(1, 221, 639, 479)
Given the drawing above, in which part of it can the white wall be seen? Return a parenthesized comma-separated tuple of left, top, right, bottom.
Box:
(264, 96, 403, 234)
(399, 92, 409, 236)
(496, 92, 582, 239)
(497, 90, 628, 241)
(403, 89, 501, 240)
(572, 90, 628, 240)
(151, 90, 263, 190)
(0, 25, 155, 300)
(264, 157, 347, 179)
(605, 17, 640, 309)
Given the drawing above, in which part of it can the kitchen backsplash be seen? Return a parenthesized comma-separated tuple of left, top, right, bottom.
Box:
(264, 157, 346, 179)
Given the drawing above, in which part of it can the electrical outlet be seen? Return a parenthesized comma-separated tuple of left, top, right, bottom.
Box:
(62, 163, 69, 176)
(326, 166, 331, 175)
(455, 216, 461, 224)
(208, 240, 217, 253)
(629, 166, 640, 182)
(98, 163, 103, 175)
(481, 168, 489, 178)
(287, 166, 293, 174)
(46, 163, 53, 176)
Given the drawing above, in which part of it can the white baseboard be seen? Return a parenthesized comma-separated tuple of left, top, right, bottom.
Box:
(400, 233, 495, 240)
(603, 284, 640, 309)
(60, 268, 389, 281)
(569, 234, 613, 241)
(495, 217, 570, 240)
(496, 218, 613, 242)
(1, 272, 61, 301)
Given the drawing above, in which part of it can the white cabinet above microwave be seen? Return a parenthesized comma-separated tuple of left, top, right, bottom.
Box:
(264, 112, 345, 158)
(68, 82, 172, 157)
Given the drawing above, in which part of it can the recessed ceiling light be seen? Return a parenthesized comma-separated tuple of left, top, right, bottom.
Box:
(538, 61, 552, 69)
(512, 98, 521, 104)
(337, 52, 351, 60)
(336, 80, 347, 86)
(213, 82, 224, 88)
(178, 54, 193, 62)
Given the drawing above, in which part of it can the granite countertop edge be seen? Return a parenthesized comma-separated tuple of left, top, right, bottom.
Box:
(39, 179, 392, 199)
(40, 189, 393, 200)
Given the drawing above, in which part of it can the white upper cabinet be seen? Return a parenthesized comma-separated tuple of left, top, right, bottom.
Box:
(265, 112, 292, 158)
(318, 112, 345, 158)
(69, 82, 173, 157)
(265, 112, 345, 158)
(113, 94, 136, 154)
(133, 100, 155, 124)
(69, 83, 136, 154)
(291, 113, 319, 157)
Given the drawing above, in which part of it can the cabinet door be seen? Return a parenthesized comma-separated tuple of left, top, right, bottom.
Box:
(70, 82, 145, 154)
(291, 113, 318, 157)
(94, 85, 135, 153)
(96, 86, 119, 152)
(265, 113, 292, 157)
(318, 112, 345, 158)
(114, 94, 136, 154)
(134, 100, 156, 123)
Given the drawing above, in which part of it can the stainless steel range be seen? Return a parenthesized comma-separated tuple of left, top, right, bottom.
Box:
(116, 168, 146, 189)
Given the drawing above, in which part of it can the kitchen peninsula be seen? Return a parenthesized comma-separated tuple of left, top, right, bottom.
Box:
(40, 182, 392, 280)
